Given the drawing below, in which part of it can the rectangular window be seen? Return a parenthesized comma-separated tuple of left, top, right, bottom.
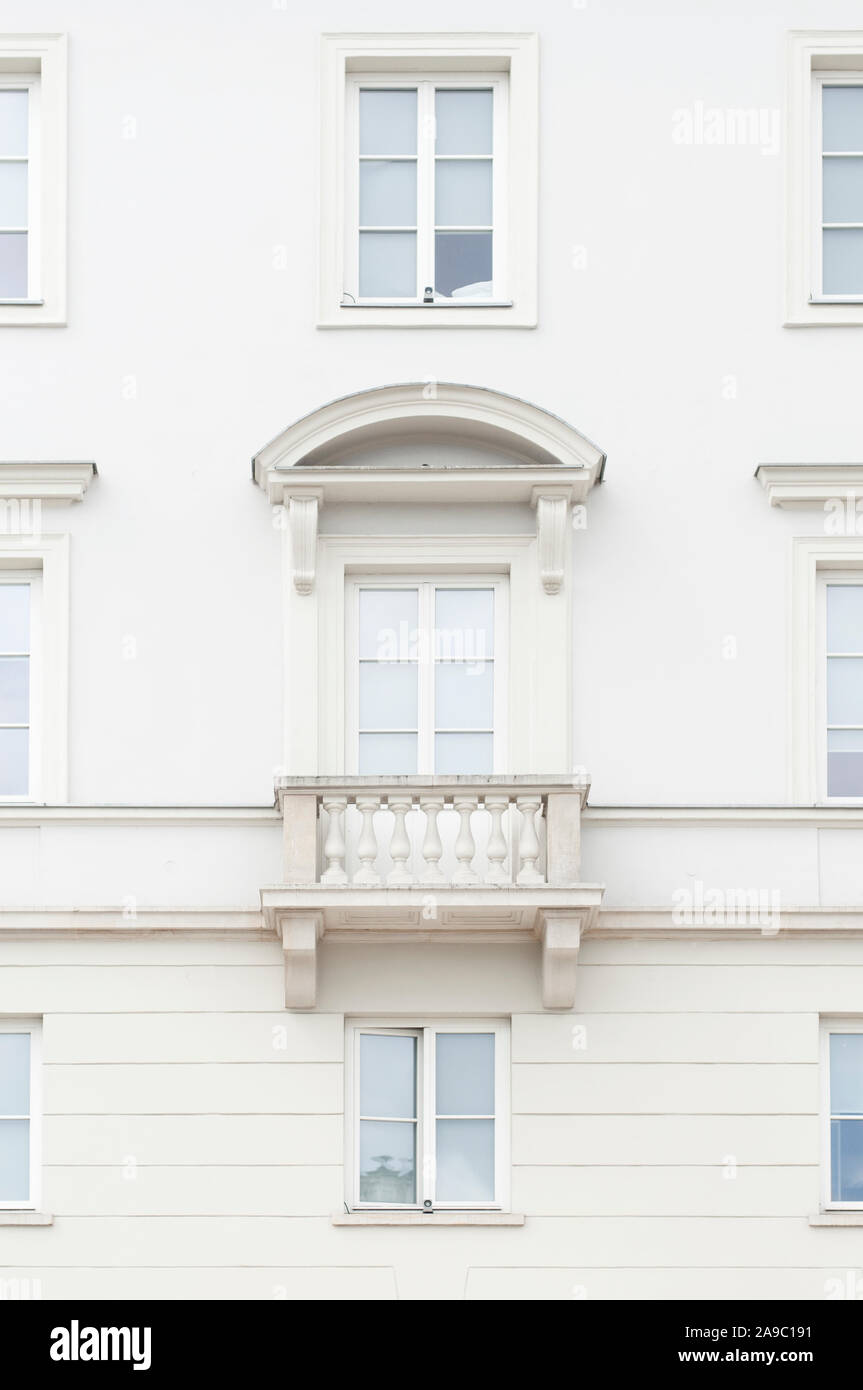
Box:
(0, 575, 41, 799)
(348, 577, 506, 775)
(820, 576, 863, 798)
(814, 74, 863, 299)
(823, 1021, 863, 1208)
(347, 1021, 509, 1210)
(0, 1020, 41, 1210)
(0, 80, 37, 300)
(345, 76, 506, 306)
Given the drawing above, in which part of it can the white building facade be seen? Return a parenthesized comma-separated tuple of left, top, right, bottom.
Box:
(2, 4, 863, 1302)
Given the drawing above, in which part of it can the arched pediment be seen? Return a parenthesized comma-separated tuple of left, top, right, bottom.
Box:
(253, 383, 606, 500)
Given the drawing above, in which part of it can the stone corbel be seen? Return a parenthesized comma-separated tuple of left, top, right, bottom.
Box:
(288, 489, 323, 595)
(281, 911, 323, 1009)
(530, 486, 572, 595)
(538, 911, 583, 1009)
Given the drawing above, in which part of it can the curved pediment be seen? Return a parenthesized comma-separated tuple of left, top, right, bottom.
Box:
(253, 383, 606, 493)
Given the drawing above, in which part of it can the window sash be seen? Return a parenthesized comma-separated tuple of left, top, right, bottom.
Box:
(816, 572, 863, 802)
(811, 72, 863, 302)
(0, 74, 40, 303)
(0, 572, 42, 802)
(344, 74, 507, 305)
(346, 575, 507, 775)
(0, 1019, 41, 1211)
(348, 1021, 509, 1210)
(821, 1020, 863, 1209)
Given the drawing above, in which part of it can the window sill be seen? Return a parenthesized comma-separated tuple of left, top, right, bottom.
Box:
(809, 1212, 863, 1226)
(0, 1211, 53, 1226)
(319, 304, 534, 329)
(333, 1212, 525, 1227)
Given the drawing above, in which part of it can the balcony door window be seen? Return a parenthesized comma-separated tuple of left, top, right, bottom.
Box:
(347, 577, 506, 775)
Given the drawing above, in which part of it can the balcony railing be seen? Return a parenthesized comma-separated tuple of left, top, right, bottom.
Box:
(275, 774, 588, 889)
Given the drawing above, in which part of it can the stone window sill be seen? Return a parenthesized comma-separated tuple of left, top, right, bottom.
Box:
(333, 1211, 524, 1227)
(0, 1211, 53, 1226)
(809, 1212, 863, 1226)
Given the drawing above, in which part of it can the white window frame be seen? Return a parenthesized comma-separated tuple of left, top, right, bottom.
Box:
(344, 74, 507, 307)
(791, 539, 863, 802)
(821, 1018, 863, 1211)
(345, 573, 508, 776)
(345, 1018, 510, 1212)
(787, 31, 863, 325)
(0, 569, 42, 803)
(0, 1018, 42, 1212)
(0, 534, 69, 803)
(816, 570, 863, 804)
(0, 34, 66, 326)
(319, 33, 538, 328)
(811, 72, 863, 304)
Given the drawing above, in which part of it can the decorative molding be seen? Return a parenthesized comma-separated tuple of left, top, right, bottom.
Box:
(332, 1212, 524, 1226)
(538, 910, 584, 1009)
(0, 462, 96, 502)
(287, 490, 322, 595)
(583, 805, 863, 827)
(531, 486, 571, 594)
(253, 383, 606, 500)
(756, 463, 863, 508)
(280, 911, 323, 1009)
(0, 806, 280, 827)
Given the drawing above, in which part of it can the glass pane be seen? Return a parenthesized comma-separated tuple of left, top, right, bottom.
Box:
(823, 228, 863, 295)
(831, 1033, 863, 1113)
(435, 231, 492, 298)
(435, 160, 493, 226)
(827, 657, 863, 724)
(0, 231, 27, 298)
(828, 586, 863, 652)
(435, 89, 493, 155)
(828, 729, 863, 797)
(358, 589, 418, 659)
(0, 657, 28, 724)
(832, 1118, 863, 1202)
(823, 157, 863, 224)
(436, 1033, 494, 1114)
(0, 1034, 29, 1113)
(0, 92, 28, 157)
(0, 163, 27, 226)
(359, 160, 416, 227)
(0, 1119, 29, 1202)
(359, 732, 417, 775)
(359, 662, 417, 730)
(435, 588, 494, 659)
(435, 731, 493, 774)
(360, 1034, 416, 1118)
(0, 585, 29, 652)
(435, 1118, 494, 1202)
(435, 662, 493, 730)
(0, 728, 27, 795)
(359, 1119, 415, 1203)
(359, 231, 416, 298)
(823, 86, 863, 152)
(360, 89, 417, 156)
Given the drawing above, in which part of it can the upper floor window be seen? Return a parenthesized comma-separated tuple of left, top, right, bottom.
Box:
(346, 78, 506, 307)
(821, 576, 863, 799)
(814, 76, 863, 300)
(347, 577, 506, 775)
(347, 1020, 509, 1211)
(0, 575, 41, 799)
(0, 35, 66, 326)
(0, 1019, 41, 1211)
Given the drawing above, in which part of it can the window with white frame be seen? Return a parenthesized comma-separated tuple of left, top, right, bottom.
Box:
(813, 75, 863, 300)
(347, 578, 506, 775)
(347, 1021, 509, 1210)
(822, 1021, 863, 1208)
(345, 77, 506, 306)
(0, 1020, 41, 1211)
(0, 574, 41, 800)
(0, 35, 66, 325)
(820, 576, 863, 799)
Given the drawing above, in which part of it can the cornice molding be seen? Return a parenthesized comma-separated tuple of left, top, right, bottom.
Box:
(756, 463, 863, 508)
(0, 461, 96, 502)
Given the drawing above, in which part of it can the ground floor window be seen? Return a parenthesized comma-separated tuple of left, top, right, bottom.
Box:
(0, 1018, 41, 1210)
(823, 1020, 863, 1207)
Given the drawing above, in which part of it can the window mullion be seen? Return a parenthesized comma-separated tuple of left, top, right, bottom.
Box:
(422, 1026, 434, 1205)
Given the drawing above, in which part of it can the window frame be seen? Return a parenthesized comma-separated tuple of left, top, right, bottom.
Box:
(343, 73, 508, 307)
(810, 71, 863, 304)
(345, 573, 509, 777)
(816, 570, 863, 804)
(0, 73, 41, 303)
(0, 1018, 42, 1212)
(0, 569, 42, 803)
(821, 1018, 863, 1211)
(345, 1018, 510, 1213)
(0, 33, 66, 327)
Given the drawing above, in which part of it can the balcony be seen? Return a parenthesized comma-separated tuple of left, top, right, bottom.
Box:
(261, 775, 604, 1010)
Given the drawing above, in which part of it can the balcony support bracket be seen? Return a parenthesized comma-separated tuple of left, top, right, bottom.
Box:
(539, 910, 584, 1009)
(280, 910, 323, 1009)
